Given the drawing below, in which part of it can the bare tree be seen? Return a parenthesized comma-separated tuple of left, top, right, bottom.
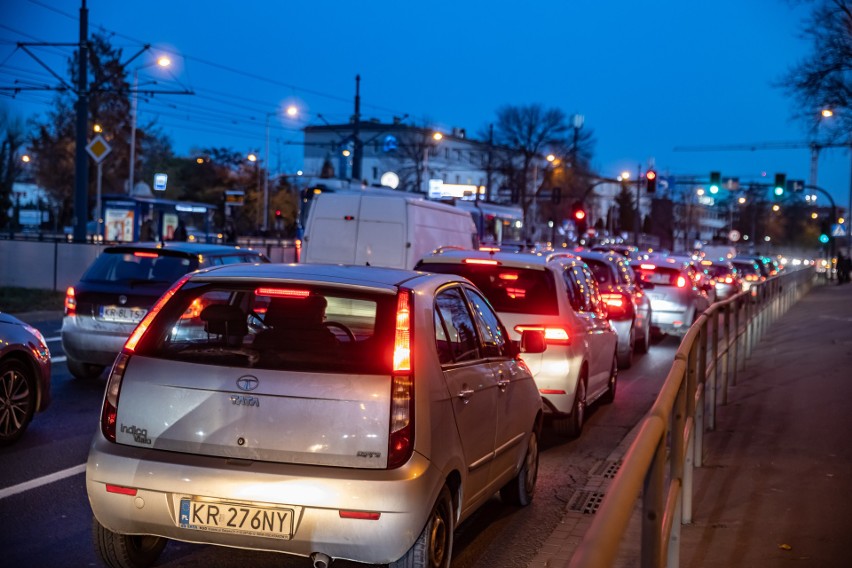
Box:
(780, 0, 852, 138)
(490, 104, 571, 237)
(0, 107, 27, 229)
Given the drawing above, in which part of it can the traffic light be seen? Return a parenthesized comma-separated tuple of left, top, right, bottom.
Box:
(645, 170, 657, 193)
(774, 173, 786, 196)
(275, 209, 283, 219)
(819, 233, 830, 244)
(709, 171, 721, 194)
(572, 201, 587, 235)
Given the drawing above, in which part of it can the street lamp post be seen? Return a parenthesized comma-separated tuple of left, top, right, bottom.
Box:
(128, 56, 171, 194)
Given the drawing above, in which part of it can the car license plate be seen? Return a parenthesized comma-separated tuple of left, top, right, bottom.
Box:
(99, 305, 147, 323)
(178, 498, 294, 539)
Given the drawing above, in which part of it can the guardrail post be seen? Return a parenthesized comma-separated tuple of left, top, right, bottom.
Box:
(735, 297, 745, 375)
(642, 436, 666, 568)
(709, 308, 719, 430)
(720, 304, 730, 405)
(695, 320, 707, 467)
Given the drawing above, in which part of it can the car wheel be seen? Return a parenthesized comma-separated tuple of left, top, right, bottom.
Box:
(390, 485, 454, 568)
(601, 353, 618, 405)
(636, 318, 651, 354)
(553, 374, 586, 438)
(500, 428, 539, 506)
(616, 325, 635, 369)
(0, 359, 36, 446)
(67, 358, 106, 380)
(93, 517, 167, 568)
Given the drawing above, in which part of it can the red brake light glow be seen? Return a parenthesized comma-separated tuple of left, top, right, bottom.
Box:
(106, 484, 138, 496)
(640, 264, 656, 270)
(255, 287, 310, 298)
(601, 292, 631, 319)
(133, 251, 159, 258)
(514, 325, 570, 344)
(388, 289, 414, 469)
(393, 290, 411, 372)
(463, 258, 499, 265)
(64, 286, 76, 316)
(676, 276, 688, 288)
(505, 287, 527, 299)
(125, 273, 192, 352)
(498, 272, 519, 280)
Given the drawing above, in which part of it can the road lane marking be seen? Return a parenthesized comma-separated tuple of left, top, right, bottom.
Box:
(52, 356, 67, 363)
(45, 336, 61, 342)
(0, 463, 86, 500)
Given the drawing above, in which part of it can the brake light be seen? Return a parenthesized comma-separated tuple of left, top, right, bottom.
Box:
(125, 273, 191, 352)
(295, 239, 302, 263)
(106, 484, 137, 496)
(101, 351, 130, 442)
(514, 325, 571, 344)
(388, 290, 414, 469)
(724, 276, 734, 284)
(505, 287, 527, 299)
(479, 246, 500, 252)
(463, 258, 500, 265)
(498, 272, 519, 280)
(640, 264, 656, 270)
(601, 292, 632, 319)
(676, 276, 687, 288)
(64, 286, 76, 316)
(255, 287, 310, 298)
(133, 251, 159, 258)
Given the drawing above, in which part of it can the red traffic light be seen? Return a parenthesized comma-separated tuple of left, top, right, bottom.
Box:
(574, 209, 586, 221)
(275, 209, 282, 218)
(646, 170, 656, 181)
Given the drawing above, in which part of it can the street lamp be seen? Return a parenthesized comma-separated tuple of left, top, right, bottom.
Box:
(128, 55, 171, 194)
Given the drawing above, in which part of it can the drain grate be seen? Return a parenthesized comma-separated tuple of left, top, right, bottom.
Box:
(568, 490, 606, 515)
(589, 459, 622, 479)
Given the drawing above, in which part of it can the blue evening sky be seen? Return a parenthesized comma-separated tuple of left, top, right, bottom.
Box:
(3, 0, 849, 210)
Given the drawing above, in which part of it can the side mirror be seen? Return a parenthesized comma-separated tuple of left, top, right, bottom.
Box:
(519, 329, 546, 354)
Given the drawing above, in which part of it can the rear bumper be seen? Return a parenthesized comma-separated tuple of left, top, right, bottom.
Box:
(86, 436, 444, 565)
(61, 316, 131, 366)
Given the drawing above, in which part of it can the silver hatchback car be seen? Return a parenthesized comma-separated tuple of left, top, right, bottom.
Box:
(86, 263, 545, 568)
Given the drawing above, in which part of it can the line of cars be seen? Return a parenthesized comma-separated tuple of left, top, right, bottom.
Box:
(4, 237, 772, 568)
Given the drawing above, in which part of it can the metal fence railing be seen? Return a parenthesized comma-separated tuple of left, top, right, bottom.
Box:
(567, 266, 816, 568)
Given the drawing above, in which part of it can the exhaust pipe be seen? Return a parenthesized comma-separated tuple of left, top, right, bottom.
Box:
(310, 552, 332, 568)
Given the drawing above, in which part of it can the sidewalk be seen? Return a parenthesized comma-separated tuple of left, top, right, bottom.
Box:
(530, 280, 852, 568)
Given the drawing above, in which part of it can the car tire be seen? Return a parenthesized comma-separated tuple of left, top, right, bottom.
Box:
(500, 428, 539, 506)
(390, 485, 454, 568)
(616, 325, 635, 369)
(93, 517, 167, 568)
(601, 353, 618, 405)
(0, 359, 36, 446)
(67, 358, 106, 380)
(636, 325, 650, 354)
(553, 374, 586, 438)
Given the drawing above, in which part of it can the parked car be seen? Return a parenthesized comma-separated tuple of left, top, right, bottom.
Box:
(86, 263, 546, 568)
(0, 312, 51, 445)
(573, 249, 653, 368)
(631, 258, 712, 337)
(61, 242, 269, 380)
(415, 248, 618, 437)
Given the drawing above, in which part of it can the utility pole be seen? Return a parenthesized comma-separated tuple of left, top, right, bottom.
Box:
(351, 75, 362, 182)
(484, 123, 493, 202)
(73, 0, 89, 243)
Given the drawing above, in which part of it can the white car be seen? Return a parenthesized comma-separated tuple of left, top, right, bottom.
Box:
(86, 263, 545, 568)
(416, 249, 619, 437)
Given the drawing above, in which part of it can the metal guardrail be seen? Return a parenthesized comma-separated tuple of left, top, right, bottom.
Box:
(567, 266, 816, 568)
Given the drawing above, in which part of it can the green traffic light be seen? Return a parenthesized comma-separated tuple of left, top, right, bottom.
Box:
(774, 186, 784, 196)
(819, 234, 829, 244)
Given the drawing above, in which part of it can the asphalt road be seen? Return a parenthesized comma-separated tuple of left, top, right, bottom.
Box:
(0, 313, 681, 568)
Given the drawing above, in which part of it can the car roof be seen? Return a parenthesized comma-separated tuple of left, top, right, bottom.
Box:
(573, 249, 625, 265)
(189, 262, 453, 292)
(103, 242, 264, 256)
(418, 248, 582, 270)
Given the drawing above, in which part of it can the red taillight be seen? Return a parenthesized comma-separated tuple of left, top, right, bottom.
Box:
(133, 251, 159, 258)
(601, 292, 632, 319)
(255, 287, 310, 298)
(514, 325, 571, 345)
(640, 263, 656, 270)
(676, 276, 687, 288)
(388, 290, 414, 469)
(101, 352, 130, 442)
(339, 510, 381, 520)
(125, 273, 191, 352)
(64, 286, 76, 316)
(463, 258, 499, 265)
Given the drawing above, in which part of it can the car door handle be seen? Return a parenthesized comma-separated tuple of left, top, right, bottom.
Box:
(457, 386, 475, 403)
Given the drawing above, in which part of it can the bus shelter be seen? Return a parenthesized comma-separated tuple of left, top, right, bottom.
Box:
(101, 195, 217, 242)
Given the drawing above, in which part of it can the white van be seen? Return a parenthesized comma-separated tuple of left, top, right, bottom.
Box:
(301, 193, 478, 269)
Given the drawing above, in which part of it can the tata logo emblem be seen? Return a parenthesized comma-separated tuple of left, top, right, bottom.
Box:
(119, 295, 128, 305)
(236, 375, 259, 391)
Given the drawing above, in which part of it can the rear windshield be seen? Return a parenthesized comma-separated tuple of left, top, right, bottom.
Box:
(582, 259, 615, 286)
(136, 282, 396, 374)
(82, 251, 195, 284)
(633, 266, 683, 286)
(417, 262, 558, 316)
(703, 265, 732, 278)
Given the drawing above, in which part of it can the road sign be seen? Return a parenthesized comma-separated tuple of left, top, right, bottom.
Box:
(153, 173, 168, 191)
(86, 135, 111, 163)
(831, 223, 845, 237)
(225, 189, 245, 206)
